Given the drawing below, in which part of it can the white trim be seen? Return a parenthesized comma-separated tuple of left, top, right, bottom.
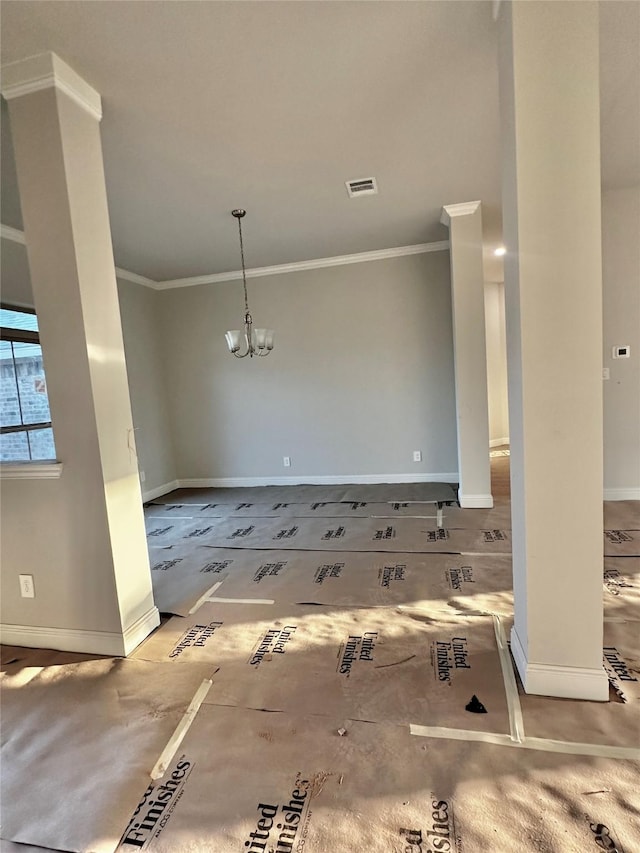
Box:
(154, 241, 450, 290)
(1, 623, 127, 656)
(1, 52, 102, 121)
(1, 224, 27, 245)
(493, 616, 524, 743)
(1, 607, 159, 657)
(0, 461, 63, 479)
(458, 492, 494, 508)
(510, 626, 609, 701)
(490, 437, 510, 448)
(177, 473, 458, 488)
(122, 606, 160, 655)
(142, 479, 180, 503)
(440, 201, 481, 226)
(604, 487, 640, 501)
(115, 267, 157, 289)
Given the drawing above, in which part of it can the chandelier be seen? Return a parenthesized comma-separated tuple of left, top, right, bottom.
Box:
(225, 209, 274, 358)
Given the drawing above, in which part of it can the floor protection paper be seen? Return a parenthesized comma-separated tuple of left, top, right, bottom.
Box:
(0, 843, 72, 853)
(148, 546, 513, 616)
(176, 516, 485, 553)
(212, 550, 514, 613)
(114, 703, 640, 853)
(438, 554, 514, 617)
(145, 516, 225, 547)
(147, 501, 440, 519)
(603, 557, 640, 620)
(0, 658, 214, 853)
(518, 619, 640, 749)
(604, 500, 640, 531)
(604, 529, 640, 557)
(148, 545, 245, 616)
(133, 603, 511, 734)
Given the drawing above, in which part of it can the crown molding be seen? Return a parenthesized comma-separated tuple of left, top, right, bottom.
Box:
(1, 222, 449, 292)
(1, 52, 102, 121)
(440, 201, 482, 226)
(155, 240, 450, 290)
(114, 268, 158, 289)
(1, 223, 156, 289)
(0, 224, 26, 245)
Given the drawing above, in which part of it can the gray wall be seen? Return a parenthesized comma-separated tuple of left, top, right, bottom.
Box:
(156, 251, 459, 481)
(0, 235, 177, 496)
(117, 280, 177, 494)
(602, 186, 640, 497)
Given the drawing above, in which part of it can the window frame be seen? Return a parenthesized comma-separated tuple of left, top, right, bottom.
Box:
(0, 301, 55, 461)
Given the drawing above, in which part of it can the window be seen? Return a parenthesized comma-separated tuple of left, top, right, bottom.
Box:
(0, 306, 56, 462)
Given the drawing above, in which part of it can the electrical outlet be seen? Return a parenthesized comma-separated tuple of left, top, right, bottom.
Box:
(140, 470, 146, 483)
(19, 574, 35, 598)
(602, 368, 610, 380)
(413, 450, 422, 463)
(283, 456, 291, 468)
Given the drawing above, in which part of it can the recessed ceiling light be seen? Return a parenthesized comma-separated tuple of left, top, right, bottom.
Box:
(494, 246, 506, 256)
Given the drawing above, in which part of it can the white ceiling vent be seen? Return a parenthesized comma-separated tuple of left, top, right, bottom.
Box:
(345, 177, 378, 198)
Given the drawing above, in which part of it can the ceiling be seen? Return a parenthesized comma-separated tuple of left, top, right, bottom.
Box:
(1, 1, 638, 283)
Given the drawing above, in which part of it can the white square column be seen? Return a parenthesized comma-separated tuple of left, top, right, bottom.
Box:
(441, 201, 493, 509)
(498, 3, 607, 699)
(2, 53, 158, 654)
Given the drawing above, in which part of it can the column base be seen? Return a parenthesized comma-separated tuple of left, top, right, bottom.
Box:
(511, 626, 609, 701)
(458, 491, 494, 508)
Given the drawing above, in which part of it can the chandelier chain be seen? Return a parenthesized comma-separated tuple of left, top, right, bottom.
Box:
(236, 216, 250, 316)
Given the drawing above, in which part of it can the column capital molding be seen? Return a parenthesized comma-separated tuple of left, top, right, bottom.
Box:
(1, 52, 102, 121)
(440, 200, 481, 226)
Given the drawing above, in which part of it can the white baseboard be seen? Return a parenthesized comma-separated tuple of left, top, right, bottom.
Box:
(1, 623, 129, 656)
(603, 487, 640, 501)
(489, 437, 509, 448)
(458, 492, 494, 508)
(123, 606, 160, 655)
(510, 626, 609, 701)
(142, 479, 180, 502)
(1, 606, 159, 657)
(177, 473, 458, 488)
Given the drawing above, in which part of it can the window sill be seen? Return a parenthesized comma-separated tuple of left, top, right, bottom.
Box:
(0, 461, 63, 479)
